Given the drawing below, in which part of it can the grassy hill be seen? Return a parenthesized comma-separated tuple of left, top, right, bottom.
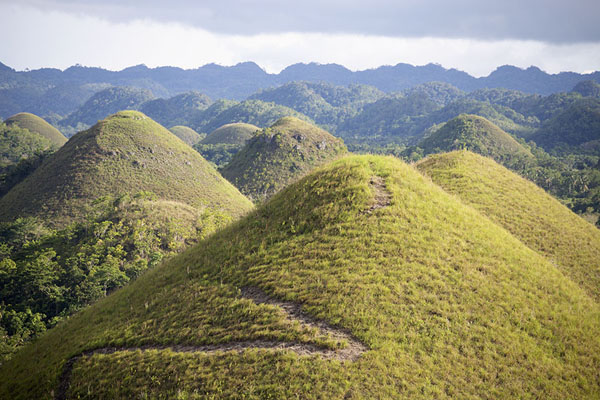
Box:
(1, 154, 599, 399)
(221, 117, 347, 201)
(4, 112, 67, 146)
(0, 111, 253, 226)
(0, 123, 54, 172)
(168, 125, 204, 146)
(417, 150, 600, 302)
(201, 122, 260, 145)
(419, 114, 534, 165)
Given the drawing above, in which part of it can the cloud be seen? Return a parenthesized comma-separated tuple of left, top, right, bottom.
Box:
(1, 3, 600, 77)
(10, 0, 600, 43)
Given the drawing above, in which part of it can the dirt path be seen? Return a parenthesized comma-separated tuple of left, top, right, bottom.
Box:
(363, 176, 392, 215)
(56, 287, 367, 399)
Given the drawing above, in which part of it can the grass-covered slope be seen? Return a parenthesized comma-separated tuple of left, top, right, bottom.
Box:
(0, 123, 53, 171)
(2, 155, 599, 399)
(168, 125, 204, 146)
(419, 114, 534, 164)
(417, 150, 600, 302)
(221, 117, 347, 201)
(4, 112, 67, 146)
(0, 111, 253, 226)
(201, 122, 260, 145)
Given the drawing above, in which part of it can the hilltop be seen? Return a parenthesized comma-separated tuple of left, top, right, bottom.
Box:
(418, 114, 534, 165)
(201, 122, 260, 145)
(0, 111, 253, 226)
(4, 112, 67, 146)
(1, 154, 599, 399)
(168, 125, 204, 146)
(221, 117, 347, 201)
(417, 151, 600, 302)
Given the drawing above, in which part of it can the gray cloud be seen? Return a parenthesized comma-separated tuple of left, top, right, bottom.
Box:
(11, 0, 600, 43)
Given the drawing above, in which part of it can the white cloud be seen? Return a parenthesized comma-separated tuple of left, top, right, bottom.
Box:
(1, 4, 600, 77)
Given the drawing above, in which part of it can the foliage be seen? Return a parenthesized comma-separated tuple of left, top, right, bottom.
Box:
(4, 112, 67, 146)
(0, 192, 232, 362)
(140, 92, 213, 128)
(0, 122, 56, 172)
(194, 143, 244, 169)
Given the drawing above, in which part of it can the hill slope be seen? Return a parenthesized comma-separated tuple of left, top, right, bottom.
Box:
(168, 125, 204, 146)
(4, 112, 67, 146)
(0, 111, 253, 226)
(201, 122, 260, 145)
(221, 117, 347, 201)
(419, 114, 534, 165)
(417, 150, 600, 302)
(1, 154, 599, 399)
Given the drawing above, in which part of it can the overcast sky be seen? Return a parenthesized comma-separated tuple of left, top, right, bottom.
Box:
(1, 0, 599, 76)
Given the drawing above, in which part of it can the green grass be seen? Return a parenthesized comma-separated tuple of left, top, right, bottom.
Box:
(169, 126, 205, 146)
(201, 123, 260, 145)
(2, 154, 599, 399)
(417, 150, 600, 302)
(221, 117, 347, 202)
(419, 114, 533, 164)
(0, 122, 54, 171)
(4, 112, 67, 147)
(0, 111, 253, 226)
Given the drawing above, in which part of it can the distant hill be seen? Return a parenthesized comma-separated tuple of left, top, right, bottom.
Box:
(4, 112, 67, 146)
(60, 87, 155, 133)
(530, 98, 600, 153)
(2, 154, 599, 399)
(418, 115, 534, 165)
(169, 125, 204, 146)
(221, 117, 346, 201)
(417, 151, 600, 302)
(139, 91, 212, 128)
(0, 111, 253, 226)
(192, 99, 313, 133)
(401, 81, 465, 106)
(0, 122, 54, 172)
(201, 122, 260, 145)
(572, 80, 600, 98)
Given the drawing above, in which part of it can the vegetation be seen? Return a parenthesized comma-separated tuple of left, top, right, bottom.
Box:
(0, 111, 253, 226)
(221, 117, 347, 201)
(0, 191, 234, 362)
(418, 114, 534, 167)
(140, 92, 213, 128)
(168, 126, 205, 146)
(201, 123, 260, 145)
(0, 122, 55, 173)
(4, 113, 67, 146)
(1, 155, 599, 399)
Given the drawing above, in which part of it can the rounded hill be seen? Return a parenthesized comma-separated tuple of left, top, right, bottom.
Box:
(4, 112, 67, 146)
(417, 150, 600, 302)
(2, 155, 599, 399)
(418, 114, 533, 164)
(169, 125, 204, 146)
(0, 111, 253, 226)
(221, 116, 347, 201)
(201, 122, 260, 145)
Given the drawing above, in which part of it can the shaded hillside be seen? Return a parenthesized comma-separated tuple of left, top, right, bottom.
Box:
(572, 80, 600, 98)
(2, 155, 599, 399)
(401, 81, 465, 106)
(60, 87, 155, 133)
(168, 125, 204, 146)
(201, 123, 260, 145)
(4, 112, 67, 146)
(0, 111, 253, 226)
(0, 122, 54, 172)
(417, 151, 600, 302)
(530, 98, 600, 153)
(221, 117, 347, 201)
(419, 115, 534, 166)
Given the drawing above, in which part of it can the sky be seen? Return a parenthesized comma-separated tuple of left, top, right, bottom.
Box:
(1, 0, 600, 77)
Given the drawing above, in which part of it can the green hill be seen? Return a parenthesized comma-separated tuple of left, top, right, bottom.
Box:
(0, 111, 253, 226)
(0, 122, 54, 172)
(530, 98, 600, 153)
(140, 91, 212, 128)
(4, 112, 67, 146)
(2, 154, 599, 399)
(572, 80, 600, 98)
(417, 150, 600, 302)
(418, 114, 534, 165)
(201, 122, 260, 145)
(168, 125, 204, 146)
(221, 117, 347, 201)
